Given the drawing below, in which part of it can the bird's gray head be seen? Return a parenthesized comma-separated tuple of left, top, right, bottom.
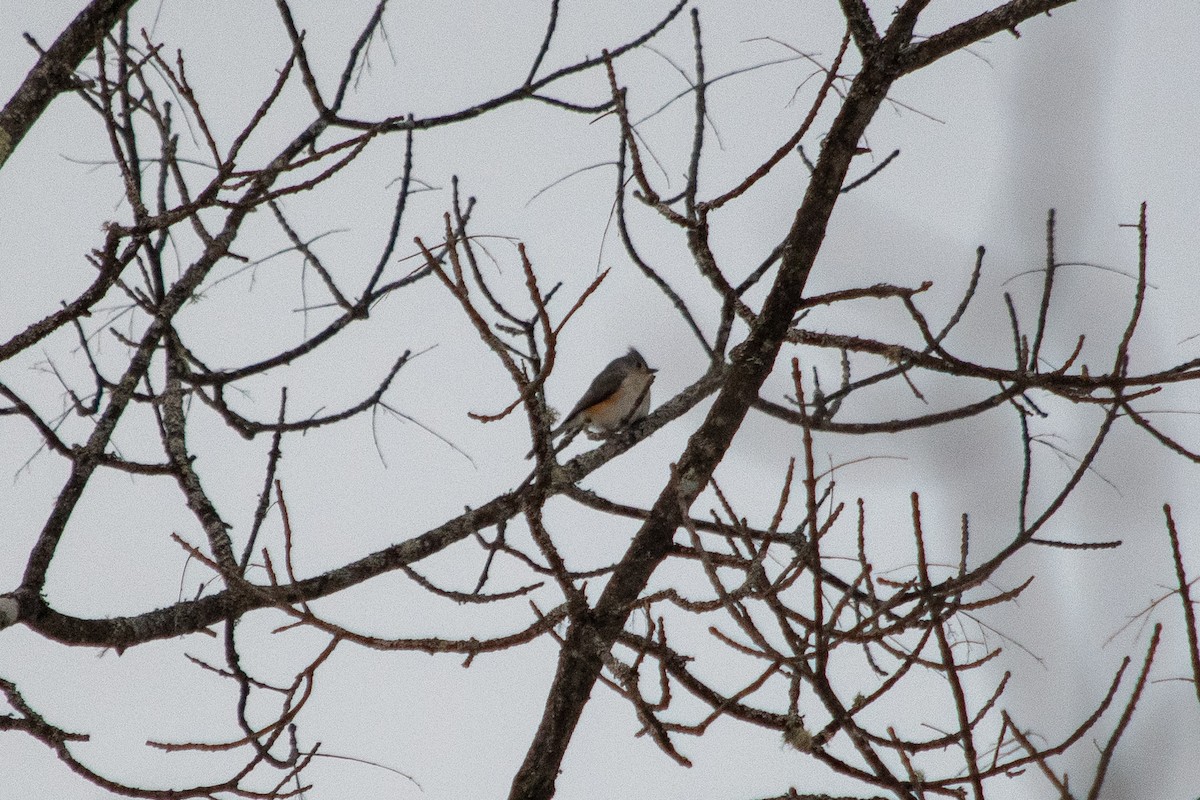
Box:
(625, 348, 657, 375)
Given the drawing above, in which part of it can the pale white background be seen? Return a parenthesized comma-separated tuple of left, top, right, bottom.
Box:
(2, 1, 1199, 798)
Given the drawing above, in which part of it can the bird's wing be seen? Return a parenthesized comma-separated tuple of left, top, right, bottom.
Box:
(562, 359, 626, 425)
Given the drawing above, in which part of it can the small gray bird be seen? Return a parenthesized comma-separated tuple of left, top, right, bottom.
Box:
(529, 348, 657, 457)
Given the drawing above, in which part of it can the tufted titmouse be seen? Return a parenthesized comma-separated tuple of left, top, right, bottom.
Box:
(528, 348, 657, 457)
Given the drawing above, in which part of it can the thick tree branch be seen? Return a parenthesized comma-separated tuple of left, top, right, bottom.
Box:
(900, 0, 1079, 74)
(507, 25, 912, 800)
(0, 0, 137, 168)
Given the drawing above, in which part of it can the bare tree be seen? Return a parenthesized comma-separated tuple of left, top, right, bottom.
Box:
(2, 2, 1198, 799)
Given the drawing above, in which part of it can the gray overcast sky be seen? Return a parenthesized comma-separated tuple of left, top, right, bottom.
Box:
(2, 2, 1199, 798)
